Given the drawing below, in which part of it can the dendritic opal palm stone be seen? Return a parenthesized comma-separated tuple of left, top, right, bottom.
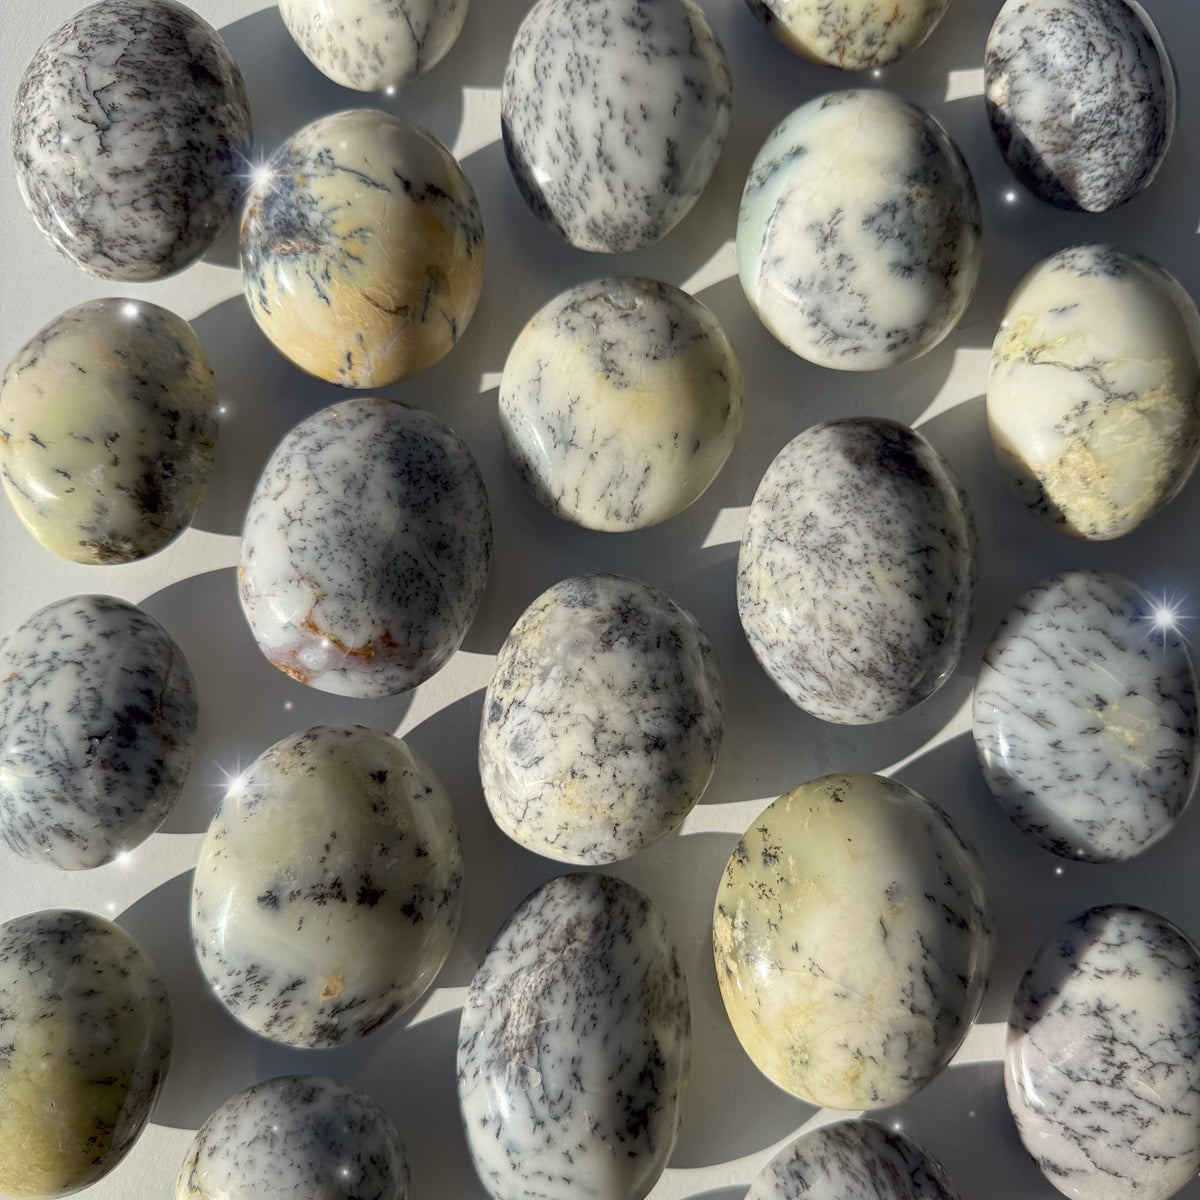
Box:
(985, 0, 1175, 212)
(738, 90, 980, 371)
(975, 571, 1197, 864)
(746, 0, 951, 70)
(501, 0, 731, 252)
(0, 910, 171, 1199)
(499, 277, 744, 531)
(458, 873, 689, 1200)
(480, 574, 723, 864)
(1, 298, 218, 563)
(746, 1119, 961, 1200)
(177, 1076, 409, 1200)
(1007, 905, 1200, 1200)
(192, 725, 463, 1048)
(281, 0, 469, 91)
(988, 245, 1200, 541)
(737, 418, 976, 724)
(240, 109, 484, 388)
(13, 0, 251, 281)
(713, 773, 994, 1109)
(0, 595, 198, 871)
(239, 398, 491, 698)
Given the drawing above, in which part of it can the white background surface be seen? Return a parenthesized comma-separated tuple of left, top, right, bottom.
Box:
(3, 0, 1200, 1197)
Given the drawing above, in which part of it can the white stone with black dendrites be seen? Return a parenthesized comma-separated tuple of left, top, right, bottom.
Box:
(985, 0, 1176, 212)
(501, 0, 731, 252)
(481, 574, 723, 864)
(974, 571, 1198, 864)
(1007, 905, 1200, 1200)
(239, 397, 491, 698)
(499, 277, 744, 531)
(457, 873, 689, 1200)
(191, 725, 463, 1049)
(737, 89, 980, 371)
(177, 1075, 409, 1200)
(12, 0, 251, 280)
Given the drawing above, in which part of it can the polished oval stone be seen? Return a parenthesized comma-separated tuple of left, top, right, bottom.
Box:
(241, 109, 484, 388)
(458, 873, 689, 1200)
(746, 1118, 960, 1200)
(0, 909, 172, 1199)
(281, 0, 469, 90)
(501, 0, 731, 252)
(0, 595, 198, 871)
(746, 0, 950, 69)
(1, 298, 219, 563)
(500, 277, 744, 531)
(988, 245, 1200, 540)
(13, 0, 251, 280)
(713, 772, 994, 1109)
(1007, 905, 1200, 1200)
(737, 418, 976, 724)
(975, 571, 1197, 863)
(239, 397, 491, 698)
(177, 1075, 409, 1200)
(481, 574, 723, 864)
(192, 725, 463, 1048)
(985, 0, 1175, 212)
(737, 90, 980, 371)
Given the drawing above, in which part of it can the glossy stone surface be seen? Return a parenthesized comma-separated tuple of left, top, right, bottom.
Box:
(746, 0, 950, 69)
(239, 398, 491, 698)
(481, 575, 723, 864)
(1007, 905, 1200, 1200)
(13, 0, 251, 280)
(0, 595, 198, 871)
(177, 1075, 409, 1200)
(975, 571, 1197, 863)
(985, 0, 1175, 212)
(746, 1119, 960, 1200)
(458, 873, 689, 1200)
(1, 298, 218, 563)
(501, 0, 731, 252)
(737, 418, 976, 724)
(989, 245, 1200, 540)
(0, 910, 171, 1199)
(192, 725, 463, 1048)
(241, 109, 484, 388)
(280, 0, 468, 90)
(713, 773, 994, 1109)
(737, 90, 980, 370)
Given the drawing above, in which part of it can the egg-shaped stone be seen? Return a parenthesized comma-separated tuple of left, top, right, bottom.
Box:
(500, 278, 744, 531)
(988, 245, 1200, 540)
(1007, 905, 1200, 1200)
(458, 873, 689, 1200)
(13, 0, 251, 280)
(280, 0, 469, 91)
(737, 418, 976, 724)
(240, 109, 484, 388)
(177, 1075, 409, 1200)
(0, 909, 172, 1199)
(239, 397, 491, 698)
(746, 1118, 961, 1200)
(975, 571, 1197, 864)
(1, 298, 219, 563)
(501, 0, 731, 252)
(192, 725, 463, 1048)
(0, 594, 198, 871)
(985, 0, 1175, 212)
(737, 90, 980, 371)
(745, 0, 950, 70)
(713, 772, 994, 1109)
(481, 574, 723, 864)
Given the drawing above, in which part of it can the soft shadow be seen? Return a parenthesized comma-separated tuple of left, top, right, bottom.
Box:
(683, 1190, 749, 1200)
